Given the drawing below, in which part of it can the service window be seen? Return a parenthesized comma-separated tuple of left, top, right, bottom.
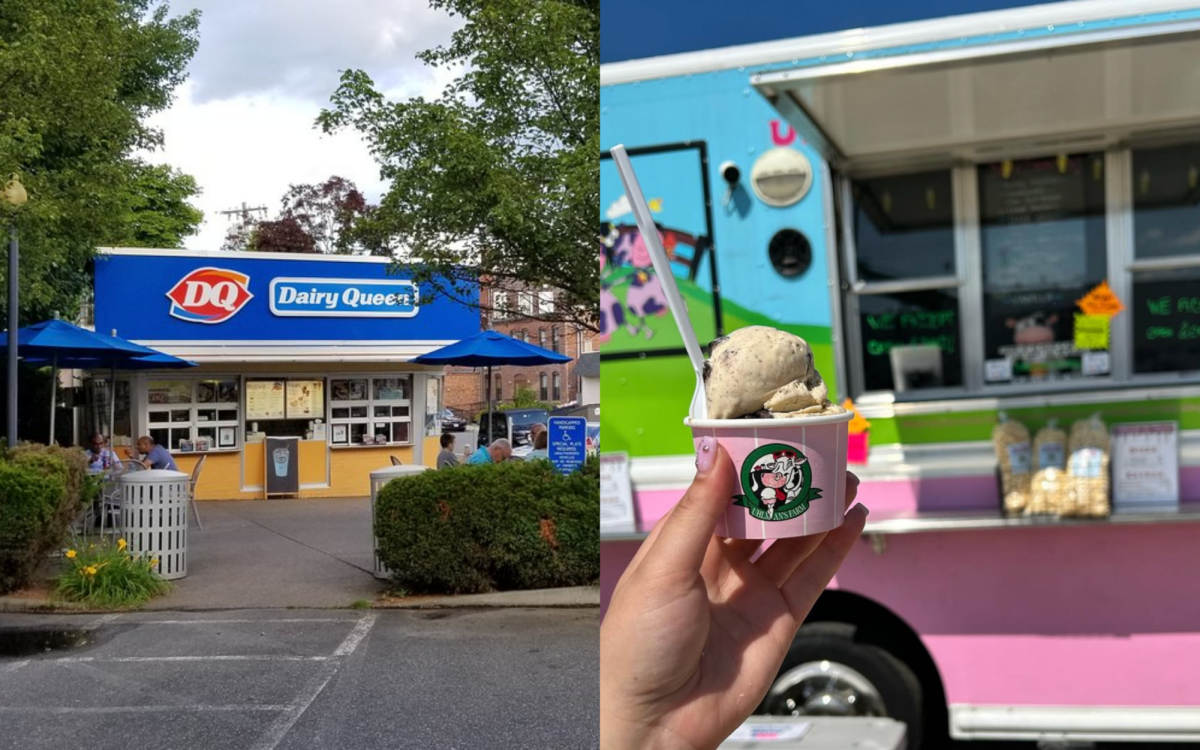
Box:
(147, 378, 240, 450)
(1130, 142, 1200, 375)
(978, 153, 1109, 383)
(849, 170, 963, 393)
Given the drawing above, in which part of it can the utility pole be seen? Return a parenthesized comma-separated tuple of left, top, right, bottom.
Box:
(218, 202, 268, 224)
(218, 202, 268, 251)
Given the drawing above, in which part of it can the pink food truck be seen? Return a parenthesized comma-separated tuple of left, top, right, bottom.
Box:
(600, 1, 1200, 745)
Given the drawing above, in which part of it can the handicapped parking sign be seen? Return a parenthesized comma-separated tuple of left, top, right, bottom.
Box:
(548, 417, 587, 475)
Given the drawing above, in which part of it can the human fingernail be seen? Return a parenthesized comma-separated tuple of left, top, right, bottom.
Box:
(695, 437, 717, 476)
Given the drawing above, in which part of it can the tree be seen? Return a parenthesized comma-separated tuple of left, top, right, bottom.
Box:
(109, 161, 204, 248)
(222, 176, 380, 255)
(318, 0, 599, 331)
(252, 216, 318, 254)
(0, 0, 199, 322)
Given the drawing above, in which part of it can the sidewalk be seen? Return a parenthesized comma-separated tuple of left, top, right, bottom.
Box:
(0, 498, 599, 612)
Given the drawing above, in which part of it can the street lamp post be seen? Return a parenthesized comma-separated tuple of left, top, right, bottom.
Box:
(3, 175, 28, 446)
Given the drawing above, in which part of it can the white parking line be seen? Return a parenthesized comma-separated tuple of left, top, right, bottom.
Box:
(333, 613, 376, 656)
(0, 705, 291, 714)
(55, 655, 329, 663)
(0, 660, 29, 675)
(85, 614, 120, 629)
(250, 612, 378, 750)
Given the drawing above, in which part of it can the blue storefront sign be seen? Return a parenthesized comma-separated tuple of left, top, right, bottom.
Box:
(94, 250, 479, 343)
(269, 278, 419, 317)
(548, 416, 587, 475)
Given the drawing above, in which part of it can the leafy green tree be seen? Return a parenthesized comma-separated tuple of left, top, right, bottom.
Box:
(0, 0, 199, 322)
(110, 161, 204, 248)
(318, 0, 598, 330)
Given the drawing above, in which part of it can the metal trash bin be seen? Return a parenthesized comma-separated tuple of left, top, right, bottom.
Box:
(119, 469, 190, 580)
(369, 465, 431, 579)
(718, 717, 906, 750)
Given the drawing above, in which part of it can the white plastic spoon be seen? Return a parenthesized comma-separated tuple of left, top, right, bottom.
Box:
(610, 145, 708, 419)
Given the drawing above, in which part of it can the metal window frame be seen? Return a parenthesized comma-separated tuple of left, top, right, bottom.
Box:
(838, 144, 1200, 401)
(839, 167, 969, 402)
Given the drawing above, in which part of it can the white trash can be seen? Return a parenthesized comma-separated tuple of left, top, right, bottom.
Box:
(369, 465, 431, 579)
(119, 469, 190, 580)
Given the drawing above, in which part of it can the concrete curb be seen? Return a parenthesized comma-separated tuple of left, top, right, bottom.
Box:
(376, 586, 601, 610)
(0, 586, 601, 614)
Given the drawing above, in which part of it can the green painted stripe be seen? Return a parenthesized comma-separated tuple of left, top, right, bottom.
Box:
(867, 398, 1200, 445)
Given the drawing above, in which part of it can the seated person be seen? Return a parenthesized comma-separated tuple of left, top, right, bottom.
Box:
(467, 438, 512, 465)
(525, 430, 549, 460)
(437, 432, 460, 469)
(133, 435, 179, 471)
(85, 433, 118, 473)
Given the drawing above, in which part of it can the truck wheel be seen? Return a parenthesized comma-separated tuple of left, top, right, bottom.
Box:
(760, 622, 924, 747)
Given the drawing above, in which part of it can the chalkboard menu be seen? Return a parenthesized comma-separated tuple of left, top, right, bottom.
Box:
(1133, 270, 1200, 374)
(977, 154, 1108, 382)
(858, 290, 962, 392)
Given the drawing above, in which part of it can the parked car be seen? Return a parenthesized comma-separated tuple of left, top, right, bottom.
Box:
(478, 408, 549, 453)
(441, 409, 467, 432)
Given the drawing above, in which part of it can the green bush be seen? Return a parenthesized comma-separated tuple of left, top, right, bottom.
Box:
(375, 456, 599, 594)
(0, 457, 68, 593)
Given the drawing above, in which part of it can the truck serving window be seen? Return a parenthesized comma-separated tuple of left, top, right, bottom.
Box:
(978, 153, 1108, 384)
(1131, 142, 1200, 375)
(843, 144, 1200, 400)
(846, 170, 962, 394)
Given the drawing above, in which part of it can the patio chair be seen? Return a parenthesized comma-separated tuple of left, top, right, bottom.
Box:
(390, 455, 403, 466)
(100, 461, 146, 538)
(188, 454, 206, 530)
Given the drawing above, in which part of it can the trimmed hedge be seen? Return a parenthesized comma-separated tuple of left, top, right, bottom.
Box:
(375, 457, 599, 594)
(0, 444, 94, 594)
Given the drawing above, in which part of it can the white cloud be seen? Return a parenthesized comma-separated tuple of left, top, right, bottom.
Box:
(137, 0, 464, 250)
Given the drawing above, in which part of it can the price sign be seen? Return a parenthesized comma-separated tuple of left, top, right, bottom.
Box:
(600, 453, 637, 534)
(1112, 421, 1179, 511)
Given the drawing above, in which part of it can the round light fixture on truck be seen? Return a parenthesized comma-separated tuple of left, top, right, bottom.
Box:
(751, 148, 813, 207)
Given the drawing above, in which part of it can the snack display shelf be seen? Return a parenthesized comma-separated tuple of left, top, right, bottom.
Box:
(600, 503, 1200, 543)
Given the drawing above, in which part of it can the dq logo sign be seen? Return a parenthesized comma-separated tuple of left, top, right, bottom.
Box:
(166, 267, 254, 324)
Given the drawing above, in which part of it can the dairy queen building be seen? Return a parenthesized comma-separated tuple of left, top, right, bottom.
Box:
(84, 247, 479, 500)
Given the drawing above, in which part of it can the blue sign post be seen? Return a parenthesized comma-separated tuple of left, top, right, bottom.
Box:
(548, 417, 587, 475)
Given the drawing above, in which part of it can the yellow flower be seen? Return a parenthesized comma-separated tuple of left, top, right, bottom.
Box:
(117, 538, 127, 551)
(150, 558, 159, 567)
(65, 549, 76, 559)
(83, 565, 98, 576)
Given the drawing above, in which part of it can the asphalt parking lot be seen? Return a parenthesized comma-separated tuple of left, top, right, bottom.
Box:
(0, 608, 599, 749)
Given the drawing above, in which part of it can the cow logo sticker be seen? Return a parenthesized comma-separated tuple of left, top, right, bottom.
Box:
(734, 444, 821, 521)
(166, 267, 254, 324)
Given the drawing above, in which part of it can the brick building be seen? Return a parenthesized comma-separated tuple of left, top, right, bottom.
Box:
(443, 286, 597, 416)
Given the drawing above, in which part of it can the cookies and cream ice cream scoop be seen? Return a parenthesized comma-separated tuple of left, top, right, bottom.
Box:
(703, 326, 846, 419)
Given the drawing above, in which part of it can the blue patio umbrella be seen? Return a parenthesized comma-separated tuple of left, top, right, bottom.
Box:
(1, 319, 195, 443)
(410, 329, 572, 431)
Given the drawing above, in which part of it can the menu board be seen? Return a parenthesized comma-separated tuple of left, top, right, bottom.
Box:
(286, 380, 324, 418)
(1132, 274, 1200, 374)
(978, 155, 1108, 383)
(1111, 422, 1179, 511)
(246, 380, 286, 420)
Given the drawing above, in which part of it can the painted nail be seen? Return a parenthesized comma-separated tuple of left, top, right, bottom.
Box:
(695, 436, 717, 476)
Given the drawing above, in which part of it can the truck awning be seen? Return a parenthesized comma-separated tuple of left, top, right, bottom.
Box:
(752, 20, 1200, 172)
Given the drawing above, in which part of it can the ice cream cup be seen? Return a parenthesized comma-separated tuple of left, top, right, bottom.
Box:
(687, 411, 854, 539)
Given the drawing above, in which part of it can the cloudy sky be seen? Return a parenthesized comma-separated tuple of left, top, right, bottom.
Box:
(142, 0, 463, 250)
